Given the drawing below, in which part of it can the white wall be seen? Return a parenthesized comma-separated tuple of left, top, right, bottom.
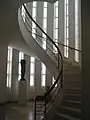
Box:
(81, 0, 90, 119)
(10, 49, 19, 101)
(0, 44, 7, 103)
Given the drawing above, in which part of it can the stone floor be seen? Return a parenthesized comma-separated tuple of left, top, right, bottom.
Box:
(0, 102, 41, 120)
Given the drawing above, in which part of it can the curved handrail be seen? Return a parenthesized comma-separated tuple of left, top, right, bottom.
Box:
(21, 4, 63, 119)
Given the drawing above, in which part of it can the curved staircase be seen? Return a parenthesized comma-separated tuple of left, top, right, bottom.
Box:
(18, 3, 81, 120)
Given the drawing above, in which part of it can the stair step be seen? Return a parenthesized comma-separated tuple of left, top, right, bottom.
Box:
(64, 88, 81, 92)
(61, 100, 81, 109)
(51, 113, 69, 120)
(58, 106, 81, 118)
(64, 74, 81, 79)
(63, 94, 81, 101)
(64, 89, 81, 94)
(56, 113, 81, 120)
(64, 78, 81, 83)
(64, 81, 81, 84)
(64, 81, 81, 85)
(63, 85, 81, 89)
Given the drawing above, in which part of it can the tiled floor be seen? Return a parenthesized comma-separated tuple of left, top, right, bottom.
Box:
(0, 102, 41, 120)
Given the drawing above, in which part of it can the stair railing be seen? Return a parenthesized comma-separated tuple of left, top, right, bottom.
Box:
(20, 4, 63, 120)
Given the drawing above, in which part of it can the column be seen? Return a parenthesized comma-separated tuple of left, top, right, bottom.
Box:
(47, 2, 54, 56)
(46, 69, 52, 87)
(68, 0, 75, 63)
(11, 49, 19, 101)
(58, 0, 64, 55)
(35, 59, 41, 95)
(0, 44, 7, 103)
(36, 2, 44, 45)
(81, 0, 90, 119)
(24, 54, 30, 100)
(46, 3, 53, 87)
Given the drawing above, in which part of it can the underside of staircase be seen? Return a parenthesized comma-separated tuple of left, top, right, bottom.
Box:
(51, 62, 81, 120)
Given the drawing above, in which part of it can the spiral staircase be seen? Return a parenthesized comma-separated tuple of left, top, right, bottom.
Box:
(18, 4, 81, 120)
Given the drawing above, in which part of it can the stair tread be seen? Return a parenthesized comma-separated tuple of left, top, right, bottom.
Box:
(64, 94, 81, 96)
(59, 106, 81, 112)
(52, 114, 69, 120)
(63, 100, 81, 104)
(56, 113, 81, 120)
(64, 88, 81, 90)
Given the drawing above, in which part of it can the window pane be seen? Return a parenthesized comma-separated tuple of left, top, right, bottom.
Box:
(66, 5, 69, 15)
(32, 29, 36, 39)
(66, 28, 69, 39)
(30, 63, 34, 74)
(19, 52, 24, 62)
(55, 29, 58, 39)
(41, 75, 45, 87)
(19, 63, 21, 74)
(32, 28, 36, 34)
(44, 8, 47, 18)
(42, 33, 47, 39)
(43, 28, 47, 33)
(7, 50, 10, 61)
(67, 0, 69, 5)
(33, 1, 37, 7)
(44, 2, 47, 7)
(55, 18, 58, 28)
(42, 63, 46, 74)
(31, 57, 35, 62)
(18, 75, 21, 81)
(66, 16, 69, 27)
(43, 19, 47, 29)
(55, 1, 58, 7)
(32, 22, 36, 29)
(32, 8, 36, 17)
(33, 17, 36, 22)
(75, 0, 79, 62)
(7, 75, 9, 87)
(30, 75, 34, 86)
(42, 41, 46, 50)
(7, 47, 12, 88)
(9, 63, 12, 74)
(7, 63, 9, 74)
(55, 7, 58, 17)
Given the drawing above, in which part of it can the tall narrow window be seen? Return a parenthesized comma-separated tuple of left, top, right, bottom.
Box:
(64, 0, 69, 58)
(53, 1, 59, 53)
(42, 2, 47, 50)
(30, 57, 35, 87)
(41, 2, 47, 87)
(21, 3, 26, 22)
(75, 0, 79, 62)
(18, 52, 24, 81)
(41, 63, 46, 87)
(32, 1, 37, 39)
(7, 47, 12, 88)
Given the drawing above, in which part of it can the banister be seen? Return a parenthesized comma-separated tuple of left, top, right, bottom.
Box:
(21, 4, 63, 120)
